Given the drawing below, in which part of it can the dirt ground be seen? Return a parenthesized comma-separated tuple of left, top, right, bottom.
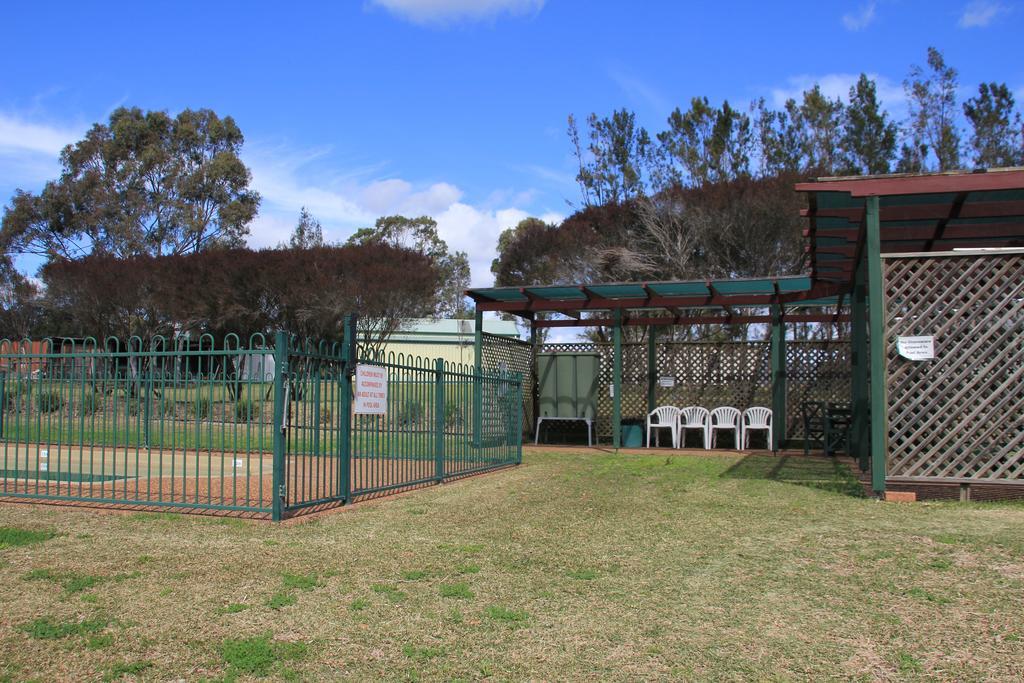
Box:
(0, 443, 514, 518)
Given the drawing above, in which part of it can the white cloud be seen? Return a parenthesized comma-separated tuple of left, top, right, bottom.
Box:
(770, 73, 905, 116)
(432, 204, 562, 287)
(608, 67, 670, 115)
(368, 0, 544, 26)
(242, 143, 560, 286)
(0, 113, 88, 192)
(959, 0, 1009, 27)
(842, 1, 876, 30)
(0, 113, 86, 156)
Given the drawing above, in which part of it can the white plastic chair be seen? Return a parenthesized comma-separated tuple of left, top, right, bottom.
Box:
(646, 406, 681, 448)
(678, 406, 710, 449)
(742, 407, 773, 450)
(709, 407, 742, 450)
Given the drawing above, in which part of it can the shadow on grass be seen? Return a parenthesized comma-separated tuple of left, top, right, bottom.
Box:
(721, 454, 866, 498)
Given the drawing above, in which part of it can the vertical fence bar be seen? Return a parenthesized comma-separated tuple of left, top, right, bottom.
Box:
(434, 357, 445, 482)
(515, 372, 524, 464)
(341, 315, 355, 503)
(271, 331, 288, 521)
(472, 309, 483, 449)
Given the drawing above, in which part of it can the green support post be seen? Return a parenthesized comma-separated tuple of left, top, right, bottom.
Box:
(530, 322, 539, 443)
(646, 325, 657, 423)
(271, 330, 288, 521)
(770, 304, 786, 451)
(851, 257, 870, 471)
(612, 309, 623, 450)
(472, 309, 483, 449)
(866, 196, 887, 495)
(340, 314, 355, 503)
(434, 357, 445, 482)
(514, 372, 524, 464)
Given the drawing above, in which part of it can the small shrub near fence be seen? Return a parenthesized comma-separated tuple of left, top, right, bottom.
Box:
(35, 390, 65, 413)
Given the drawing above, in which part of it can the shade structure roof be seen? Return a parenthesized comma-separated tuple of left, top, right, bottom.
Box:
(467, 275, 847, 328)
(796, 167, 1024, 282)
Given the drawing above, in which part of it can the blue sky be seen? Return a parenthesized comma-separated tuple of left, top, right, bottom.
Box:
(2, 0, 1022, 287)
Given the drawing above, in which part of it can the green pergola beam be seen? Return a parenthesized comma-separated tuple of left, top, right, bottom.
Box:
(770, 304, 786, 451)
(866, 196, 887, 495)
(851, 256, 869, 471)
(612, 308, 622, 449)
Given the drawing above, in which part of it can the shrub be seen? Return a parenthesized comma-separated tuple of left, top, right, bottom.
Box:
(444, 401, 464, 429)
(234, 399, 260, 422)
(190, 395, 213, 420)
(78, 391, 103, 415)
(2, 382, 31, 413)
(35, 390, 65, 413)
(398, 399, 423, 426)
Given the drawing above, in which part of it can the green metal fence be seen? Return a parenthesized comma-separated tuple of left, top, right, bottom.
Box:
(350, 350, 523, 499)
(0, 326, 523, 520)
(0, 334, 277, 515)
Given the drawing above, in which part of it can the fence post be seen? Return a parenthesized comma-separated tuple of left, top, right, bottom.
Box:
(472, 309, 483, 448)
(434, 358, 445, 482)
(339, 314, 356, 503)
(271, 330, 288, 521)
(515, 372, 523, 464)
(143, 368, 152, 449)
(0, 370, 5, 438)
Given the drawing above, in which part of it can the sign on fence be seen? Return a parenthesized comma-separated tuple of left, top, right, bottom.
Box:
(354, 364, 389, 414)
(897, 335, 935, 361)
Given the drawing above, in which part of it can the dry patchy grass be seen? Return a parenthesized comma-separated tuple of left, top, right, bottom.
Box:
(0, 451, 1022, 680)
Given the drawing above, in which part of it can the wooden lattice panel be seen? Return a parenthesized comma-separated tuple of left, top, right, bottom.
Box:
(786, 341, 851, 439)
(884, 252, 1024, 482)
(539, 341, 779, 442)
(480, 332, 534, 436)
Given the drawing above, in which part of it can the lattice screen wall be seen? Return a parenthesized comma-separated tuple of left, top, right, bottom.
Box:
(479, 332, 534, 436)
(884, 252, 1024, 482)
(538, 340, 848, 444)
(786, 341, 851, 439)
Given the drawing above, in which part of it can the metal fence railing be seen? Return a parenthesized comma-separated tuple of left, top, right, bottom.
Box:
(0, 324, 523, 520)
(350, 351, 522, 499)
(0, 334, 277, 516)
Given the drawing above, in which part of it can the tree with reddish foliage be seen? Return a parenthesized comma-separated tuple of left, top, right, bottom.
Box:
(40, 243, 439, 349)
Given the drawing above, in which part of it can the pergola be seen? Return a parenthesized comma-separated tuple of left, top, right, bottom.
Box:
(467, 168, 1024, 496)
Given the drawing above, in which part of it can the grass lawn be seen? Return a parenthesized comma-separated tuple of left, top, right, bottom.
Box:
(0, 449, 1022, 681)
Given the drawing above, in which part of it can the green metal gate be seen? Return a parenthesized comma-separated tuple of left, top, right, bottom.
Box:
(1, 321, 523, 521)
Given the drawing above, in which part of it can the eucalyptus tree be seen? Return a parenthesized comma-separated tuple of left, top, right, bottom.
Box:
(0, 107, 260, 263)
(347, 214, 471, 318)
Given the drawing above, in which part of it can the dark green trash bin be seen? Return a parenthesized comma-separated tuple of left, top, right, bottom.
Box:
(620, 422, 643, 448)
